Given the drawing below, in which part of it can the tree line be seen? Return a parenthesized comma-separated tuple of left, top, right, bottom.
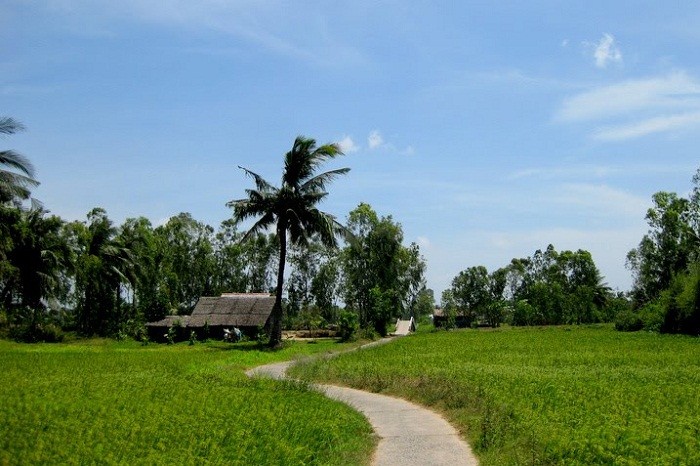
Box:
(622, 168, 700, 335)
(440, 167, 700, 336)
(1, 127, 429, 343)
(440, 244, 624, 328)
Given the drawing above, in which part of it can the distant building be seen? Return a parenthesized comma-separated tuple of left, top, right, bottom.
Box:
(146, 293, 274, 341)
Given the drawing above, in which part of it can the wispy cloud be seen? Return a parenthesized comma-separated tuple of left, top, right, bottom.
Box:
(40, 1, 365, 68)
(591, 33, 622, 68)
(556, 71, 700, 140)
(366, 130, 414, 155)
(338, 135, 359, 153)
(509, 165, 616, 180)
(510, 163, 694, 180)
(368, 130, 384, 149)
(593, 111, 700, 141)
(554, 183, 649, 218)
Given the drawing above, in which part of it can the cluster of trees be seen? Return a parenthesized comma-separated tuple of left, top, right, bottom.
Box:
(1, 206, 282, 340)
(228, 136, 431, 346)
(2, 129, 429, 344)
(440, 166, 700, 337)
(441, 245, 621, 328)
(622, 168, 700, 335)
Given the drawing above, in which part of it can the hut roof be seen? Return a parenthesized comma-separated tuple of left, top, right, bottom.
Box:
(189, 294, 274, 327)
(146, 293, 274, 328)
(145, 315, 191, 327)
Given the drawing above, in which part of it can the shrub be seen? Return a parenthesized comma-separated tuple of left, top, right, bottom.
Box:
(614, 309, 643, 332)
(337, 311, 359, 342)
(638, 302, 665, 332)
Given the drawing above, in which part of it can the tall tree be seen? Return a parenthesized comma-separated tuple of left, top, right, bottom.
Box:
(155, 213, 216, 313)
(0, 117, 38, 205)
(72, 208, 134, 336)
(229, 136, 349, 347)
(341, 203, 427, 335)
(627, 192, 695, 305)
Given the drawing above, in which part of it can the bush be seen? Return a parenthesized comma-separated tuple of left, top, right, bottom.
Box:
(614, 309, 643, 332)
(638, 302, 665, 332)
(337, 311, 359, 342)
(10, 322, 64, 343)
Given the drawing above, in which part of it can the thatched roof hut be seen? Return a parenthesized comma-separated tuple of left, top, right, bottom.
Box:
(146, 293, 274, 341)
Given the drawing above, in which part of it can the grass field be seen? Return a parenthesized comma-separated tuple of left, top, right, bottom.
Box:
(0, 339, 375, 465)
(291, 325, 700, 465)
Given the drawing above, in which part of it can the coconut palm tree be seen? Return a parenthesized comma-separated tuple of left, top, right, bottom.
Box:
(0, 117, 39, 204)
(228, 136, 349, 347)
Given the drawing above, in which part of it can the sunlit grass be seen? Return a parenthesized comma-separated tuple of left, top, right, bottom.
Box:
(291, 325, 700, 465)
(0, 339, 375, 465)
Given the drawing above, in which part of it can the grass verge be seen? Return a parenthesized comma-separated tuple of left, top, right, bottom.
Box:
(290, 325, 700, 465)
(0, 338, 375, 465)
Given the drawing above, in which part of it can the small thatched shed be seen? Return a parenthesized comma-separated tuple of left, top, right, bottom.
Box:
(146, 293, 274, 341)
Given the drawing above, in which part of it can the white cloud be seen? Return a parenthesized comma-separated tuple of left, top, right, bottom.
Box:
(368, 130, 384, 149)
(592, 33, 622, 68)
(509, 165, 615, 180)
(337, 135, 359, 153)
(556, 71, 700, 140)
(39, 1, 365, 68)
(592, 111, 700, 141)
(561, 39, 569, 47)
(557, 72, 700, 122)
(554, 183, 649, 219)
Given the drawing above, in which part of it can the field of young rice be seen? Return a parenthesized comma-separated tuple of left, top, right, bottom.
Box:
(0, 339, 375, 465)
(291, 326, 700, 465)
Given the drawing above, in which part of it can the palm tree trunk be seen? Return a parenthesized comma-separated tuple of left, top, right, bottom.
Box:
(269, 225, 286, 347)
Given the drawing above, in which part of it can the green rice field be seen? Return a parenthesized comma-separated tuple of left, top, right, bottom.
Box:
(0, 339, 375, 465)
(291, 326, 700, 465)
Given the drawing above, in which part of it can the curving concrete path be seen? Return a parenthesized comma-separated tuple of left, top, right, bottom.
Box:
(245, 340, 478, 466)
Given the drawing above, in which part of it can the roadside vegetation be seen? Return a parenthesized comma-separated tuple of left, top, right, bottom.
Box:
(0, 338, 375, 465)
(291, 325, 700, 465)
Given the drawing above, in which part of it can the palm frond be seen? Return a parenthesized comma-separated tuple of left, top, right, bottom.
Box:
(301, 167, 350, 192)
(238, 166, 275, 192)
(0, 150, 36, 178)
(240, 211, 276, 242)
(283, 137, 344, 188)
(0, 117, 25, 135)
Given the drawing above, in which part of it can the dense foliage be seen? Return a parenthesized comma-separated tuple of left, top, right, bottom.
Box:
(624, 168, 700, 335)
(442, 245, 618, 327)
(292, 326, 700, 465)
(341, 203, 427, 335)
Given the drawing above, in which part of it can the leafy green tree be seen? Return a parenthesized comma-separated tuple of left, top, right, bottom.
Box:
(118, 217, 170, 322)
(310, 252, 341, 322)
(72, 208, 135, 336)
(212, 219, 248, 294)
(241, 232, 277, 293)
(439, 289, 457, 329)
(155, 213, 216, 314)
(229, 136, 349, 347)
(450, 266, 490, 326)
(0, 117, 38, 205)
(413, 288, 435, 322)
(0, 207, 73, 336)
(286, 242, 322, 319)
(627, 191, 695, 305)
(341, 203, 426, 335)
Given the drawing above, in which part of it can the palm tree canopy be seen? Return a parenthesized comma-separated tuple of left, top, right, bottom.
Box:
(228, 136, 350, 247)
(0, 117, 38, 203)
(227, 135, 350, 347)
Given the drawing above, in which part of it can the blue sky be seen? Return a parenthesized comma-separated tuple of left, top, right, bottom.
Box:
(3, 1, 700, 295)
